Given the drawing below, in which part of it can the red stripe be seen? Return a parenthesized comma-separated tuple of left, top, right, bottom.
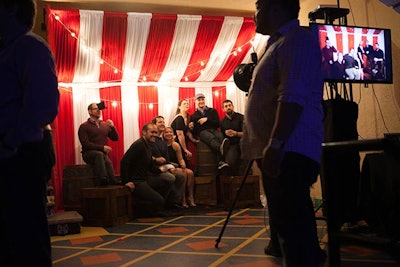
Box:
(138, 86, 159, 131)
(181, 16, 224, 82)
(139, 14, 177, 81)
(99, 11, 128, 175)
(214, 17, 255, 81)
(47, 8, 80, 210)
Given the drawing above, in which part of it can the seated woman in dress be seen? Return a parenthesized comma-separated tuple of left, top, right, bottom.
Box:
(163, 126, 196, 207)
(170, 99, 199, 163)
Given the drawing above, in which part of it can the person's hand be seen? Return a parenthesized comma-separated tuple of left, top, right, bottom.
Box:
(125, 182, 135, 192)
(189, 137, 200, 143)
(225, 129, 237, 137)
(106, 119, 114, 127)
(103, 145, 112, 153)
(154, 157, 167, 165)
(198, 117, 207, 125)
(261, 145, 284, 179)
(184, 149, 192, 159)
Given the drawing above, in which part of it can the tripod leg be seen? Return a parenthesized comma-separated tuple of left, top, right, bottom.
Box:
(215, 160, 254, 248)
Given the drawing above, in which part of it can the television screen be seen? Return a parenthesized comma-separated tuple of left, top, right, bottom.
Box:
(309, 23, 393, 84)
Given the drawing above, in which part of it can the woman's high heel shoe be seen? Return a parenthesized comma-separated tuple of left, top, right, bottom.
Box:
(188, 197, 196, 207)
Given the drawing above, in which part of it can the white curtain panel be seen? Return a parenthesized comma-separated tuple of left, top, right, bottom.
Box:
(72, 10, 104, 163)
(121, 12, 152, 151)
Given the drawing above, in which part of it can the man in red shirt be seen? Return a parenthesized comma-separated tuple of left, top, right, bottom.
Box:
(78, 102, 119, 185)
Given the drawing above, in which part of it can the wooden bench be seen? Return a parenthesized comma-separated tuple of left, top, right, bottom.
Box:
(80, 185, 132, 227)
(62, 164, 98, 212)
(219, 175, 261, 209)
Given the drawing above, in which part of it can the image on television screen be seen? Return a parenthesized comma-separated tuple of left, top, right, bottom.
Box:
(309, 23, 393, 84)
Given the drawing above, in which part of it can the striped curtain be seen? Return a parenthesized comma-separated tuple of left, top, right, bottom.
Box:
(46, 6, 268, 209)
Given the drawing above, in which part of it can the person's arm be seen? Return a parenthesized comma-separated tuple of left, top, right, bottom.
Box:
(206, 109, 220, 129)
(176, 130, 192, 156)
(173, 142, 186, 169)
(186, 130, 199, 143)
(3, 34, 59, 150)
(262, 101, 303, 177)
(120, 146, 134, 183)
(175, 116, 192, 155)
(107, 119, 119, 141)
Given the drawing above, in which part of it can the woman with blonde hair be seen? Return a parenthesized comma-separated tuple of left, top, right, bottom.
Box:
(163, 126, 196, 207)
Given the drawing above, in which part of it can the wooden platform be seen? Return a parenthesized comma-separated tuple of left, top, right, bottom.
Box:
(194, 175, 217, 206)
(80, 185, 132, 227)
(62, 164, 98, 212)
(219, 175, 261, 209)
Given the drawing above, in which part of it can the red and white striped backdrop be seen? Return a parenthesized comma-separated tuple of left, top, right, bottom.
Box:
(316, 24, 385, 58)
(46, 7, 268, 208)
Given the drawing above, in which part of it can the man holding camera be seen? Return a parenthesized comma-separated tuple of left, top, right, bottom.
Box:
(241, 0, 324, 266)
(78, 102, 119, 185)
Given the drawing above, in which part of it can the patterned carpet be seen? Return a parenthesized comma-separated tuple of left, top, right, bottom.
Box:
(51, 207, 400, 267)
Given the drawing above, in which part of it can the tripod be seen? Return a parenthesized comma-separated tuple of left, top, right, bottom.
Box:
(215, 159, 254, 248)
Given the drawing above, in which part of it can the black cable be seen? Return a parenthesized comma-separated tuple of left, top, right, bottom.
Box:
(371, 84, 391, 133)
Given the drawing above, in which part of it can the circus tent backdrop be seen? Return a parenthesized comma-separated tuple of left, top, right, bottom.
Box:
(45, 6, 268, 209)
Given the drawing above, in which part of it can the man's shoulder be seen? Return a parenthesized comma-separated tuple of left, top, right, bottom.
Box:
(79, 119, 91, 127)
(234, 112, 244, 119)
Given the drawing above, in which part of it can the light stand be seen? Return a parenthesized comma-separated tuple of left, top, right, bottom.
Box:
(215, 159, 254, 248)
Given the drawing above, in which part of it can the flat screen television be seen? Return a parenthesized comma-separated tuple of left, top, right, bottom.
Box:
(309, 23, 393, 84)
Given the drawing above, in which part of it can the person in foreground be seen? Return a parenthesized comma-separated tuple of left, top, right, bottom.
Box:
(78, 102, 119, 185)
(241, 0, 325, 266)
(0, 0, 60, 266)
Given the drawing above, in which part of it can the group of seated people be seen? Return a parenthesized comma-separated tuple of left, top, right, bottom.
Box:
(78, 94, 244, 217)
(322, 40, 385, 81)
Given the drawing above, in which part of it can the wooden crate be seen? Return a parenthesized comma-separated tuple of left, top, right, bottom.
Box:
(194, 175, 217, 206)
(62, 164, 98, 212)
(80, 185, 132, 227)
(48, 211, 83, 236)
(196, 141, 218, 176)
(219, 175, 261, 209)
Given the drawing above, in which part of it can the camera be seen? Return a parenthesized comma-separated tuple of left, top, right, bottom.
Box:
(97, 101, 106, 110)
(233, 52, 258, 93)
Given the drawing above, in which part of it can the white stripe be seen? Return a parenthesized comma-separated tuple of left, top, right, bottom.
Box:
(121, 12, 152, 151)
(72, 10, 104, 164)
(159, 14, 202, 82)
(159, 14, 202, 125)
(196, 16, 244, 82)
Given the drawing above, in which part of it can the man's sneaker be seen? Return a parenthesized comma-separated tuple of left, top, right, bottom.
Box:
(264, 241, 327, 264)
(217, 161, 229, 170)
(219, 138, 230, 156)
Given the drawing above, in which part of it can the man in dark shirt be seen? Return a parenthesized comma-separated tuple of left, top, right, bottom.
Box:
(321, 37, 337, 78)
(372, 43, 385, 79)
(219, 100, 244, 172)
(0, 0, 59, 266)
(78, 102, 119, 185)
(190, 93, 230, 168)
(120, 123, 177, 217)
(151, 115, 184, 208)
